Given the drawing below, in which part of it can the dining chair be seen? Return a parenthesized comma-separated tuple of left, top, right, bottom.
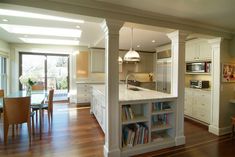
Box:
(3, 96, 34, 145)
(32, 89, 54, 124)
(0, 89, 4, 118)
(32, 84, 44, 91)
(31, 84, 44, 122)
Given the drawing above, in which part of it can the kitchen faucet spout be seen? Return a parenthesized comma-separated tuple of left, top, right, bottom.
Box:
(125, 73, 136, 89)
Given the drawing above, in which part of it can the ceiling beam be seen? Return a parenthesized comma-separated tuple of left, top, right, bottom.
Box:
(1, 0, 233, 39)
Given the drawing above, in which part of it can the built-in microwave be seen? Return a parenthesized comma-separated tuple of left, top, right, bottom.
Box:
(186, 62, 211, 73)
(190, 80, 210, 89)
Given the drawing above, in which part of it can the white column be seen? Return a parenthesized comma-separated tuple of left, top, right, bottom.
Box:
(208, 37, 222, 135)
(101, 19, 123, 157)
(167, 30, 188, 145)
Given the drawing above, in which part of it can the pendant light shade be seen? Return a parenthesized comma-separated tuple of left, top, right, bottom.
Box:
(124, 27, 140, 62)
(118, 56, 123, 64)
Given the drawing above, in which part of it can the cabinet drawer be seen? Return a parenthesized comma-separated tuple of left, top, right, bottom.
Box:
(193, 108, 209, 123)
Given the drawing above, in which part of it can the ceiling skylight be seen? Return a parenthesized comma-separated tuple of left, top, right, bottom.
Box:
(19, 38, 80, 45)
(0, 24, 82, 37)
(0, 9, 84, 23)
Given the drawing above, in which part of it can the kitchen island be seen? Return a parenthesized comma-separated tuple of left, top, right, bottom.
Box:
(90, 84, 178, 157)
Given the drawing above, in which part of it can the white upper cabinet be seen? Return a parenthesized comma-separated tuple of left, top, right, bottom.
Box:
(90, 49, 105, 73)
(185, 39, 211, 62)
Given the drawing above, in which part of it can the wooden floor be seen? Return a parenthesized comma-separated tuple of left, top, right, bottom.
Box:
(0, 103, 104, 157)
(0, 103, 234, 157)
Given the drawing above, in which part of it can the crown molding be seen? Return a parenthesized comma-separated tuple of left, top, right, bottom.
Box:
(1, 0, 234, 39)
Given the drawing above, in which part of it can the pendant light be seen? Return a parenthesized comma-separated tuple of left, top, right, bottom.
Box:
(118, 56, 123, 64)
(124, 27, 140, 62)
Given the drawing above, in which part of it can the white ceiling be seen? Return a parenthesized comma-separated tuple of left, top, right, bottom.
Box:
(97, 0, 235, 32)
(0, 5, 172, 51)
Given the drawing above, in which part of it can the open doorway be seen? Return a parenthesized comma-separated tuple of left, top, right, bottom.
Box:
(19, 52, 69, 101)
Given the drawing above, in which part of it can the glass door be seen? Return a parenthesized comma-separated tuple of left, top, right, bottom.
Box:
(20, 53, 69, 101)
(21, 54, 46, 90)
(47, 55, 69, 101)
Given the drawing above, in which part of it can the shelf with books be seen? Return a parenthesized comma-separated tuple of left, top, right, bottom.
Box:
(151, 124, 172, 132)
(152, 101, 173, 113)
(151, 130, 173, 143)
(122, 103, 149, 124)
(122, 122, 149, 149)
(152, 110, 173, 115)
(122, 115, 148, 125)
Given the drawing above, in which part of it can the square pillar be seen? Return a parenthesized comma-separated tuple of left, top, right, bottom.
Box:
(167, 30, 188, 145)
(208, 37, 222, 135)
(101, 19, 124, 157)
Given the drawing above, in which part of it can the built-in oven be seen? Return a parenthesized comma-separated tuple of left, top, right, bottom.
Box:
(186, 62, 211, 73)
(190, 80, 210, 89)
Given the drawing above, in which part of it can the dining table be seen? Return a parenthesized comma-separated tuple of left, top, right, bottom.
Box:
(0, 90, 47, 139)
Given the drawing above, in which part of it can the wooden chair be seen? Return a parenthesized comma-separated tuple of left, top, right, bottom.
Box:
(32, 84, 44, 91)
(0, 89, 4, 118)
(232, 116, 235, 138)
(32, 89, 54, 124)
(3, 96, 34, 145)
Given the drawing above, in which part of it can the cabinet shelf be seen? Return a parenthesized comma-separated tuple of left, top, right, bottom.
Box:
(151, 124, 172, 132)
(152, 109, 173, 115)
(151, 133, 173, 143)
(185, 72, 211, 75)
(122, 115, 148, 125)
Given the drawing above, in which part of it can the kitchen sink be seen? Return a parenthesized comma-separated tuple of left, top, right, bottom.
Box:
(128, 87, 142, 91)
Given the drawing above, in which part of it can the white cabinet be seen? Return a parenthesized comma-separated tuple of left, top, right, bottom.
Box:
(91, 88, 106, 133)
(184, 88, 193, 116)
(185, 39, 211, 62)
(90, 49, 105, 73)
(184, 88, 211, 123)
(77, 83, 91, 103)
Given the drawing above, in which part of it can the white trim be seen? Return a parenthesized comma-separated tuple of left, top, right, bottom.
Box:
(175, 136, 186, 146)
(103, 145, 120, 157)
(209, 125, 231, 136)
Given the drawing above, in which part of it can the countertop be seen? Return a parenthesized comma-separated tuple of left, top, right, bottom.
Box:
(91, 84, 176, 103)
(76, 80, 104, 84)
(185, 87, 211, 92)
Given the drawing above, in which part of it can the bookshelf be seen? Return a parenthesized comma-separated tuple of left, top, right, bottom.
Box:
(120, 100, 176, 154)
(150, 101, 175, 143)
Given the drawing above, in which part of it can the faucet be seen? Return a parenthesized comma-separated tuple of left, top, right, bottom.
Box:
(125, 73, 136, 89)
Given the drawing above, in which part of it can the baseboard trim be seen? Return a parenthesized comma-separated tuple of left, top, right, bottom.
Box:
(175, 135, 186, 146)
(103, 145, 121, 157)
(209, 125, 232, 136)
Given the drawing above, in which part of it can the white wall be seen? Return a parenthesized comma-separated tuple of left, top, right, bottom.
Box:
(0, 39, 10, 56)
(0, 39, 10, 94)
(219, 39, 235, 128)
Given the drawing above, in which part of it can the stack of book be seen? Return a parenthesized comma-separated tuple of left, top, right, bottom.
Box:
(122, 123, 149, 147)
(152, 102, 171, 111)
(122, 105, 135, 121)
(152, 114, 168, 127)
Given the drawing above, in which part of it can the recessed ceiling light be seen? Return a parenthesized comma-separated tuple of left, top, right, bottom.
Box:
(0, 9, 84, 23)
(19, 38, 80, 45)
(152, 40, 156, 43)
(2, 19, 8, 22)
(0, 24, 82, 38)
(137, 45, 140, 48)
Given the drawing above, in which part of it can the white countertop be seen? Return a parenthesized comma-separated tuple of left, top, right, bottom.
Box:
(76, 80, 105, 84)
(91, 84, 176, 103)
